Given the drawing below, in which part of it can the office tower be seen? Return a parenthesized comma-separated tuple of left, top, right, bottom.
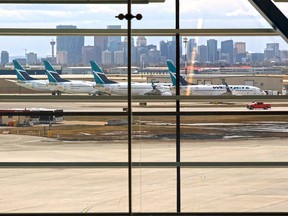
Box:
(1, 51, 9, 65)
(57, 51, 68, 65)
(264, 43, 280, 61)
(94, 36, 108, 64)
(234, 42, 247, 63)
(107, 25, 121, 52)
(147, 48, 160, 65)
(187, 38, 197, 63)
(160, 40, 169, 59)
(198, 45, 208, 64)
(82, 46, 97, 66)
(56, 25, 84, 65)
(114, 50, 125, 65)
(137, 36, 147, 47)
(26, 52, 38, 65)
(207, 39, 218, 63)
(168, 40, 176, 63)
(102, 50, 112, 65)
(234, 42, 246, 54)
(221, 40, 234, 64)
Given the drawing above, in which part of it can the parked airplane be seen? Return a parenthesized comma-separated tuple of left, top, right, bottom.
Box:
(7, 60, 60, 95)
(167, 60, 266, 96)
(90, 60, 173, 96)
(44, 61, 100, 95)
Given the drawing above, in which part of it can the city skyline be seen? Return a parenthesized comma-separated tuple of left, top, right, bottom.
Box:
(2, 36, 287, 67)
(0, 1, 288, 57)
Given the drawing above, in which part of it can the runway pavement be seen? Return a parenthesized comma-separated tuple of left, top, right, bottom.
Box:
(1, 134, 288, 213)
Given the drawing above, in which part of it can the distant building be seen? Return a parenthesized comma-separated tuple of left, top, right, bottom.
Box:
(57, 51, 68, 65)
(207, 39, 218, 63)
(82, 46, 97, 66)
(234, 42, 247, 63)
(14, 58, 26, 65)
(221, 40, 234, 64)
(197, 45, 208, 64)
(26, 52, 38, 65)
(187, 38, 197, 63)
(264, 43, 280, 61)
(107, 25, 121, 53)
(56, 25, 84, 65)
(160, 40, 169, 59)
(137, 36, 147, 47)
(147, 48, 160, 65)
(94, 36, 108, 64)
(114, 50, 125, 65)
(1, 51, 9, 65)
(102, 50, 112, 65)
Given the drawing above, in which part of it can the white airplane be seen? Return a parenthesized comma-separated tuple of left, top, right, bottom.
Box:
(90, 60, 172, 96)
(44, 61, 101, 95)
(167, 60, 266, 96)
(7, 60, 60, 95)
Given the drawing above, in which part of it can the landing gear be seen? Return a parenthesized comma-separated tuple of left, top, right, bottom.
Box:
(51, 91, 61, 96)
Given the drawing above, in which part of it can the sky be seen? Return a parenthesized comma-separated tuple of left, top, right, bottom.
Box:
(0, 0, 288, 58)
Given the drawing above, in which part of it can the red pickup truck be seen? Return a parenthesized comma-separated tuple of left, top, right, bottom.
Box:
(246, 102, 271, 110)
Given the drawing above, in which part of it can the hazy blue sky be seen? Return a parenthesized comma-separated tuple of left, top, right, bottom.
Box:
(0, 0, 287, 57)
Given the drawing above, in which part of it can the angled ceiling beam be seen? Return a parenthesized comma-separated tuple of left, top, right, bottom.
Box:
(249, 0, 288, 43)
(0, 0, 165, 3)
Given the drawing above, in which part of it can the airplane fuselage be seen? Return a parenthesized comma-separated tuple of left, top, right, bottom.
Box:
(95, 83, 172, 96)
(48, 80, 97, 95)
(16, 80, 55, 93)
(177, 84, 266, 96)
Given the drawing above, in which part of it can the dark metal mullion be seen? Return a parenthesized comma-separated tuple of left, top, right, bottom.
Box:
(127, 0, 133, 215)
(2, 162, 288, 168)
(175, 0, 181, 213)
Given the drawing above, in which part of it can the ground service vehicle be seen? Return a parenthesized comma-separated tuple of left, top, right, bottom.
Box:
(246, 102, 271, 110)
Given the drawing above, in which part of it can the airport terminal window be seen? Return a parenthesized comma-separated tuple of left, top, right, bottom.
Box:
(1, 0, 288, 215)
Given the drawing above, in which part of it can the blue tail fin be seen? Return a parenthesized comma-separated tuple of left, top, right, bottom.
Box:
(44, 61, 70, 83)
(90, 61, 117, 84)
(13, 60, 37, 81)
(166, 60, 188, 86)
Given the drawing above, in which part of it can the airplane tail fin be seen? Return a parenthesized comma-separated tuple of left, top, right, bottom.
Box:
(166, 60, 188, 86)
(90, 61, 117, 84)
(44, 61, 70, 83)
(13, 60, 37, 81)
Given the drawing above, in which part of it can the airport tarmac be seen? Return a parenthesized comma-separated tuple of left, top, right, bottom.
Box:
(1, 134, 288, 213)
(1, 100, 288, 112)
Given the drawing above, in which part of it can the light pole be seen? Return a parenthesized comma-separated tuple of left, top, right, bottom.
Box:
(183, 37, 188, 75)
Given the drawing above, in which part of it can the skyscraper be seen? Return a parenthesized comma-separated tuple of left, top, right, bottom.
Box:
(56, 25, 84, 65)
(207, 39, 218, 63)
(197, 45, 208, 64)
(137, 36, 147, 47)
(1, 51, 9, 65)
(221, 40, 234, 64)
(107, 25, 121, 52)
(94, 36, 108, 64)
(82, 46, 97, 66)
(264, 43, 280, 61)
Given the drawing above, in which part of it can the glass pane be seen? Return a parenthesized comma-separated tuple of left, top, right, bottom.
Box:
(132, 168, 176, 212)
(132, 114, 176, 162)
(132, 0, 175, 29)
(0, 111, 128, 163)
(0, 169, 128, 212)
(180, 0, 271, 28)
(182, 168, 288, 212)
(177, 36, 288, 96)
(0, 4, 127, 29)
